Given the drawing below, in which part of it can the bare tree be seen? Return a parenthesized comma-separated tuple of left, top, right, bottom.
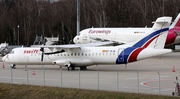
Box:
(0, 0, 180, 45)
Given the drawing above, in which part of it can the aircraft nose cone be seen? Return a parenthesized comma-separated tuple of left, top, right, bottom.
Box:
(2, 56, 6, 62)
(2, 54, 9, 62)
(73, 36, 77, 43)
(73, 36, 80, 44)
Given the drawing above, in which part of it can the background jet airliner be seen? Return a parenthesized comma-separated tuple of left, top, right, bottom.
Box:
(73, 13, 180, 46)
(2, 17, 172, 70)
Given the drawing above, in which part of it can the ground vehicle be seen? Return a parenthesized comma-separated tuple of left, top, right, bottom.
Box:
(172, 77, 180, 96)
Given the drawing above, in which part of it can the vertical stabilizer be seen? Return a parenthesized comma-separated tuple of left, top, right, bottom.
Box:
(170, 13, 180, 29)
(132, 17, 172, 49)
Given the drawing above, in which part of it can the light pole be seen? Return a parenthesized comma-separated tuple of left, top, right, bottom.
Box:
(17, 25, 20, 45)
(13, 28, 16, 45)
(77, 0, 80, 36)
(163, 0, 165, 16)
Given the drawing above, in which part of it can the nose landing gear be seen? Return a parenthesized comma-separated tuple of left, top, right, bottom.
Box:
(9, 64, 16, 69)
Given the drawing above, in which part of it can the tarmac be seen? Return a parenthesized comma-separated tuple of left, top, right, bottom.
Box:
(0, 52, 180, 96)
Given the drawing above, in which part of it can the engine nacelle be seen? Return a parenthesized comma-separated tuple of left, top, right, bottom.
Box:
(53, 59, 94, 67)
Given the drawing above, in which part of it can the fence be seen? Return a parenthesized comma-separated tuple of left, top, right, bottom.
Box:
(0, 65, 179, 96)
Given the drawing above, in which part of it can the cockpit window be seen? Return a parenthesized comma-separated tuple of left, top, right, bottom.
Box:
(9, 50, 14, 54)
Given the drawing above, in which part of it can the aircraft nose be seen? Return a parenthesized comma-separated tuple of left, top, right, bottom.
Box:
(2, 55, 6, 62)
(2, 54, 9, 62)
(73, 36, 80, 44)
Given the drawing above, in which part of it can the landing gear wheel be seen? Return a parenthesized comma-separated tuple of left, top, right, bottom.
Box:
(71, 67, 75, 70)
(80, 66, 87, 70)
(67, 66, 75, 70)
(10, 64, 16, 69)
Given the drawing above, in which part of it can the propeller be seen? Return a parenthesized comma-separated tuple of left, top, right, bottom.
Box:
(40, 47, 65, 61)
(40, 47, 44, 61)
(44, 49, 65, 55)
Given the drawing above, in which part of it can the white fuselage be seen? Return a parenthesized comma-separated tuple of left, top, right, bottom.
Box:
(73, 28, 180, 46)
(2, 47, 171, 67)
(73, 28, 151, 44)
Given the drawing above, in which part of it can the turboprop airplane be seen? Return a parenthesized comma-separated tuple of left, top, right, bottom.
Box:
(73, 13, 180, 46)
(2, 17, 172, 70)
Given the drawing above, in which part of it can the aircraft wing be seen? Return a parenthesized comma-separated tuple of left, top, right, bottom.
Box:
(40, 41, 114, 54)
(41, 41, 114, 48)
(76, 41, 115, 47)
(89, 37, 110, 42)
(90, 37, 126, 44)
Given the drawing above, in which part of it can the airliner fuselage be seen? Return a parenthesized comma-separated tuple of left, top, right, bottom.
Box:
(2, 47, 171, 67)
(73, 28, 180, 46)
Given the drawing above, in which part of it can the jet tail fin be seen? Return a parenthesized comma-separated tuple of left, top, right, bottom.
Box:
(170, 13, 180, 29)
(132, 17, 172, 49)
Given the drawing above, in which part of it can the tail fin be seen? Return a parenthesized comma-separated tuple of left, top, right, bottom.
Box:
(132, 17, 172, 49)
(170, 13, 180, 29)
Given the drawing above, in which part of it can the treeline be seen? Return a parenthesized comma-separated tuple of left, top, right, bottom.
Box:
(0, 0, 180, 46)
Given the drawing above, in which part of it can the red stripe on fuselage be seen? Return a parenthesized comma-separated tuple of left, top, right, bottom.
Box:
(128, 48, 144, 62)
(142, 35, 159, 48)
(128, 35, 159, 62)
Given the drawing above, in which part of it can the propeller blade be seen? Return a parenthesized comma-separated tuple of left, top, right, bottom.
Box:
(44, 49, 65, 55)
(40, 47, 44, 61)
(41, 53, 44, 61)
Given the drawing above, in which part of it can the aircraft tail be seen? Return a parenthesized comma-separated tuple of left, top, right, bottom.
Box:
(170, 13, 180, 29)
(131, 17, 172, 49)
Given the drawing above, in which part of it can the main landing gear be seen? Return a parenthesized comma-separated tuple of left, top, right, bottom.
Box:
(80, 66, 87, 70)
(67, 66, 75, 70)
(67, 66, 87, 70)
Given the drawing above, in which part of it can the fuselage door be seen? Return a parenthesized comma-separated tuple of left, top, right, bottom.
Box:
(117, 48, 124, 62)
